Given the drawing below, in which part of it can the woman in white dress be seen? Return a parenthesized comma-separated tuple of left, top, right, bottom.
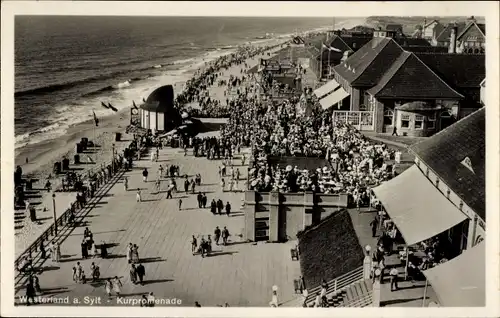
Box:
(113, 276, 122, 296)
(126, 243, 133, 263)
(105, 279, 113, 298)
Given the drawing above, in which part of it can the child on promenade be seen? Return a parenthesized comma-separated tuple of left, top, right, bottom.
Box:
(136, 189, 142, 202)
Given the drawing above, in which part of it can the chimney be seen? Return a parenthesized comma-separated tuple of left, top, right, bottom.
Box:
(449, 25, 458, 53)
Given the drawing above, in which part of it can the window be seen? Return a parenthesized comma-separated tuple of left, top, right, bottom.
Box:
(428, 112, 436, 129)
(401, 114, 410, 128)
(415, 115, 424, 129)
(384, 109, 394, 126)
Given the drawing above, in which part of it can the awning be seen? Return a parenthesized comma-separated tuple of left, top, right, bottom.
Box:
(319, 87, 349, 110)
(313, 79, 340, 98)
(423, 242, 485, 307)
(372, 165, 467, 245)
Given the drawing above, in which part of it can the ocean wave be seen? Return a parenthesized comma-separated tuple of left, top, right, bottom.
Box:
(112, 80, 131, 89)
(15, 122, 65, 148)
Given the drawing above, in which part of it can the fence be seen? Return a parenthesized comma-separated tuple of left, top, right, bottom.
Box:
(14, 138, 147, 284)
(305, 265, 364, 305)
(333, 111, 374, 131)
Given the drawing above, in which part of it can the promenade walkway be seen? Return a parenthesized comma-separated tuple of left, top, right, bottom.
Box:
(15, 146, 300, 307)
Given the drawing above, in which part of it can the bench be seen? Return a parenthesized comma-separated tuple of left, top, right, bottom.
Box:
(290, 248, 299, 261)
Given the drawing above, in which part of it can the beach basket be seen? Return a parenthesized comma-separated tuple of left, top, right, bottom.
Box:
(53, 162, 62, 174)
(74, 154, 80, 164)
(62, 158, 70, 171)
(115, 132, 122, 142)
(81, 137, 89, 147)
(76, 143, 83, 154)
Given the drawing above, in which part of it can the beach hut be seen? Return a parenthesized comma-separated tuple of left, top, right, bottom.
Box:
(139, 85, 182, 132)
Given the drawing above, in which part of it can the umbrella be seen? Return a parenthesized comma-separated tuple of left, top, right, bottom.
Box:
(286, 165, 292, 172)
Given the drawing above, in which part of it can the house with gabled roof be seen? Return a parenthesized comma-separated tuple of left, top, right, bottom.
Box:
(422, 19, 444, 41)
(455, 18, 485, 54)
(313, 31, 484, 137)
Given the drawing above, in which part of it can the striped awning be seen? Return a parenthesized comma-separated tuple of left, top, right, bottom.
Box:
(313, 79, 340, 98)
(319, 87, 349, 110)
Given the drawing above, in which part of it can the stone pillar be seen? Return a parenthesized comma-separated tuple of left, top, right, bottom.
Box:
(244, 191, 256, 241)
(268, 191, 280, 242)
(373, 100, 385, 133)
(372, 279, 381, 307)
(303, 192, 315, 226)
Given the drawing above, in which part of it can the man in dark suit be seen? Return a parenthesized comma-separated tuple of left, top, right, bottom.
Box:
(136, 263, 145, 285)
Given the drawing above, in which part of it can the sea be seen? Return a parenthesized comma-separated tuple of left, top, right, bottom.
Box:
(14, 16, 357, 149)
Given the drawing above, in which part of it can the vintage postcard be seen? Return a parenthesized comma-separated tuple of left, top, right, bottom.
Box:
(1, 1, 499, 317)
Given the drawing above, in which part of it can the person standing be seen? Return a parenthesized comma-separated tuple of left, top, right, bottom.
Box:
(127, 243, 133, 264)
(220, 178, 225, 192)
(214, 226, 221, 245)
(191, 179, 196, 194)
(142, 168, 149, 183)
(50, 241, 57, 262)
(191, 235, 198, 255)
(136, 263, 145, 285)
(217, 199, 223, 215)
(202, 193, 207, 208)
(131, 244, 140, 264)
(197, 192, 203, 208)
(389, 267, 399, 291)
(39, 240, 46, 259)
(130, 264, 138, 284)
(82, 239, 90, 259)
(178, 198, 183, 210)
(210, 199, 217, 215)
(369, 216, 379, 238)
(225, 202, 231, 217)
(113, 276, 123, 296)
(105, 278, 113, 299)
(136, 189, 142, 202)
(124, 176, 128, 191)
(25, 277, 36, 305)
(184, 178, 189, 193)
(166, 185, 173, 199)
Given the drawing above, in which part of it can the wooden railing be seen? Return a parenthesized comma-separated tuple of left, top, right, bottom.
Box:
(305, 265, 364, 305)
(14, 140, 147, 285)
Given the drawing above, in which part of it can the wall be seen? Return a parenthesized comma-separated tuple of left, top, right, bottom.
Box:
(350, 88, 362, 111)
(414, 159, 484, 250)
(373, 100, 385, 133)
(395, 110, 437, 137)
(244, 191, 349, 241)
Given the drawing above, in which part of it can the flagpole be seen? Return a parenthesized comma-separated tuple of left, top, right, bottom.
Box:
(320, 42, 323, 81)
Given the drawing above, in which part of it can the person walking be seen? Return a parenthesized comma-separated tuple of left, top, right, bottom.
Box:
(225, 202, 231, 217)
(55, 242, 61, 262)
(191, 179, 196, 194)
(130, 264, 138, 284)
(214, 226, 221, 245)
(25, 277, 36, 305)
(90, 262, 97, 282)
(113, 276, 123, 296)
(207, 235, 213, 253)
(142, 168, 149, 183)
(50, 241, 57, 262)
(178, 198, 183, 210)
(124, 176, 128, 191)
(222, 226, 230, 246)
(217, 199, 223, 215)
(166, 186, 173, 199)
(191, 235, 198, 255)
(33, 274, 42, 295)
(136, 263, 145, 285)
(220, 178, 225, 192)
(197, 192, 203, 208)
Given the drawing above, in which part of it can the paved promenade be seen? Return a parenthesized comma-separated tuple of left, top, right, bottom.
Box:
(15, 146, 300, 307)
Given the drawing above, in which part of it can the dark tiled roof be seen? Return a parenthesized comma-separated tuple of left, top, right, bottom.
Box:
(395, 37, 431, 46)
(297, 209, 365, 289)
(457, 22, 486, 40)
(435, 22, 467, 42)
(404, 46, 449, 53)
(367, 52, 464, 99)
(477, 23, 486, 35)
(335, 37, 395, 85)
(386, 24, 403, 31)
(409, 108, 485, 220)
(415, 53, 485, 88)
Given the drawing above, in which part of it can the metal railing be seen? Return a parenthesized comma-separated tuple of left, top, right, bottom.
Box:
(305, 265, 364, 305)
(14, 140, 147, 284)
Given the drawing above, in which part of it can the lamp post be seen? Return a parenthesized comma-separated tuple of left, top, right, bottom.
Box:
(112, 143, 115, 173)
(52, 193, 57, 236)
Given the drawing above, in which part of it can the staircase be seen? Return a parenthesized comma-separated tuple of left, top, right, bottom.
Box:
(305, 266, 374, 307)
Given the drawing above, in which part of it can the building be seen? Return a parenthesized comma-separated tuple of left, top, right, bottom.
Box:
(385, 23, 404, 37)
(455, 18, 486, 54)
(372, 108, 485, 306)
(139, 85, 182, 132)
(432, 22, 467, 48)
(373, 108, 485, 254)
(313, 32, 484, 136)
(422, 19, 444, 41)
